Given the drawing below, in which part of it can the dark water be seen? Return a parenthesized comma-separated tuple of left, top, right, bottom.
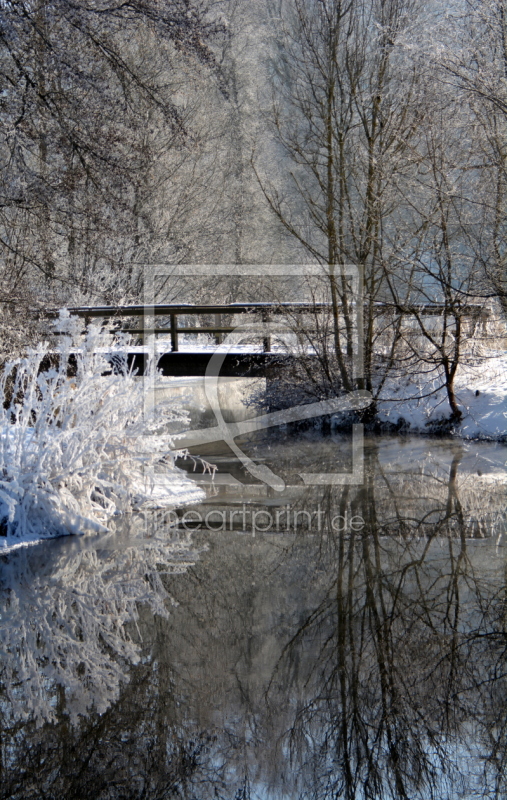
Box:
(1, 436, 506, 799)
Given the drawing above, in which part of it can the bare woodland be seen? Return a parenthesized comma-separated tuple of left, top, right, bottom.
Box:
(0, 0, 504, 427)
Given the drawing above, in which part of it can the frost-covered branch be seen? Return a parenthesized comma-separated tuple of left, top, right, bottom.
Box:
(0, 312, 203, 550)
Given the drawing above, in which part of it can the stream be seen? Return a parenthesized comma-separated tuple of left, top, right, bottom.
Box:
(1, 434, 506, 799)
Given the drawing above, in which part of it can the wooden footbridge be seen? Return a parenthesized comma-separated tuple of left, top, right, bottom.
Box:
(52, 301, 489, 378)
(55, 302, 331, 377)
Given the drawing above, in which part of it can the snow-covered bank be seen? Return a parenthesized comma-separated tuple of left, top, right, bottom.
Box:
(0, 321, 204, 554)
(377, 353, 507, 441)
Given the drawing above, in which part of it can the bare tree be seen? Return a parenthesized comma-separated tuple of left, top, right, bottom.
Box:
(434, 0, 507, 313)
(0, 0, 226, 351)
(254, 0, 429, 412)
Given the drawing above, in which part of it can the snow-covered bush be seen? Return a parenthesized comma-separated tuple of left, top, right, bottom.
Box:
(0, 312, 203, 551)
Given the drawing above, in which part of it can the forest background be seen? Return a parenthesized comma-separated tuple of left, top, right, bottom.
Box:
(0, 0, 505, 426)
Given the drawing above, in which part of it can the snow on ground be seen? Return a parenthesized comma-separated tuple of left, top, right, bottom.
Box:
(377, 352, 507, 441)
(106, 339, 506, 441)
(94, 340, 295, 354)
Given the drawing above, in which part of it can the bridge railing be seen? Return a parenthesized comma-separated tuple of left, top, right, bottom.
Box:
(48, 301, 491, 353)
(49, 303, 336, 353)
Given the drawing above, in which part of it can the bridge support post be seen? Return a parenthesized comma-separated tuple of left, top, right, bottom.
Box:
(170, 314, 179, 352)
(214, 314, 223, 345)
(262, 310, 271, 352)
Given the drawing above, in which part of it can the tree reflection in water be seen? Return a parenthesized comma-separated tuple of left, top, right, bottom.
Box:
(0, 519, 202, 726)
(0, 439, 505, 799)
(263, 444, 506, 799)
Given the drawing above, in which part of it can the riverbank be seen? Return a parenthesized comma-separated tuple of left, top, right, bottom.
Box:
(376, 352, 507, 441)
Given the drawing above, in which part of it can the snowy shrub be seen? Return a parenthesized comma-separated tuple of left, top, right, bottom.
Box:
(0, 312, 203, 551)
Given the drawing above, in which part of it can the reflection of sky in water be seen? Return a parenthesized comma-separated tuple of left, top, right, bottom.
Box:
(376, 436, 506, 476)
(1, 437, 506, 799)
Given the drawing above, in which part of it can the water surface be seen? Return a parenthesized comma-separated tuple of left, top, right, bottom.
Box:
(1, 436, 506, 799)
